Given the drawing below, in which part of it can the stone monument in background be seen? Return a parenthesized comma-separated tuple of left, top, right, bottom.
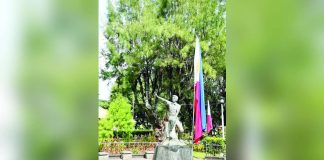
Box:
(147, 93, 192, 160)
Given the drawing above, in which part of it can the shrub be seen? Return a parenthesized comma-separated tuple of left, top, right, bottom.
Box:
(202, 136, 226, 154)
(179, 132, 192, 141)
(193, 143, 205, 152)
(131, 147, 140, 154)
(132, 130, 154, 137)
(98, 94, 135, 143)
(98, 116, 113, 143)
(108, 143, 126, 154)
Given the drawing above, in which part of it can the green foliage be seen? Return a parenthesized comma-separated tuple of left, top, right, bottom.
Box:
(131, 147, 140, 154)
(98, 143, 104, 152)
(113, 129, 155, 141)
(132, 129, 154, 138)
(202, 136, 226, 154)
(142, 133, 156, 142)
(98, 116, 113, 143)
(102, 0, 226, 130)
(132, 129, 153, 134)
(179, 132, 192, 141)
(108, 143, 126, 154)
(193, 136, 226, 155)
(98, 94, 135, 143)
(193, 143, 205, 152)
(101, 142, 157, 154)
(99, 100, 109, 109)
(193, 151, 206, 159)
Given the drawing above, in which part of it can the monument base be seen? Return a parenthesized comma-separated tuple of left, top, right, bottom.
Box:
(153, 145, 192, 160)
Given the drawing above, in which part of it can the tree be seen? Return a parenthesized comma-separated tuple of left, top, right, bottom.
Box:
(99, 94, 135, 142)
(101, 0, 226, 131)
(99, 100, 109, 109)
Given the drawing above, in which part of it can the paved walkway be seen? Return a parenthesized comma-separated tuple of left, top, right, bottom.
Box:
(108, 158, 201, 160)
(107, 157, 151, 160)
(107, 157, 210, 160)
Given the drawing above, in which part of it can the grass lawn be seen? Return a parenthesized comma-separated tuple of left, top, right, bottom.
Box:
(193, 151, 205, 159)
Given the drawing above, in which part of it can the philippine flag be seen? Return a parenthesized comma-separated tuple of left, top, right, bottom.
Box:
(194, 37, 207, 144)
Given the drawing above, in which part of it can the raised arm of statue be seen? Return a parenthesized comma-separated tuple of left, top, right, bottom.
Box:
(154, 93, 171, 104)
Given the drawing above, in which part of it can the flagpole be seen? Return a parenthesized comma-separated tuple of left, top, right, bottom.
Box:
(191, 104, 194, 160)
(220, 97, 225, 139)
(191, 35, 197, 160)
(191, 41, 196, 157)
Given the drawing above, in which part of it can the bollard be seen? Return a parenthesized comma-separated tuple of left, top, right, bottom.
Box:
(98, 152, 109, 160)
(121, 151, 132, 160)
(145, 150, 155, 159)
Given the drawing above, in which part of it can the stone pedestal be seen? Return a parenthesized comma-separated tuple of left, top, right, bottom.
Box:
(121, 151, 132, 160)
(153, 145, 192, 160)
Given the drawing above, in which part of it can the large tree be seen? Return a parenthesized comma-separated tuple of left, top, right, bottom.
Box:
(101, 0, 226, 131)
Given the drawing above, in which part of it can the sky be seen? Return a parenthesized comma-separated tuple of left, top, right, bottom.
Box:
(98, 0, 115, 101)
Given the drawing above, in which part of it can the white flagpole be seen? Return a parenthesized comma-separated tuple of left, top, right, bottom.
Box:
(220, 98, 225, 139)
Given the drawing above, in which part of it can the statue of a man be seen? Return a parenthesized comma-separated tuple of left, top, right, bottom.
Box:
(154, 93, 184, 145)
